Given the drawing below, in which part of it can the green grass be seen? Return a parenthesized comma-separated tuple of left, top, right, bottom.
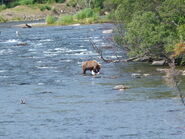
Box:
(19, 0, 34, 5)
(75, 8, 95, 20)
(39, 5, 51, 11)
(45, 15, 56, 24)
(57, 15, 74, 25)
(0, 16, 7, 23)
(45, 8, 110, 26)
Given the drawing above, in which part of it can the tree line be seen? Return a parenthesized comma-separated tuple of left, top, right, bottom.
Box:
(109, 0, 185, 65)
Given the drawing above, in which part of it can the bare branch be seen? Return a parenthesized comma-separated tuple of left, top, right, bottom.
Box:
(89, 38, 145, 63)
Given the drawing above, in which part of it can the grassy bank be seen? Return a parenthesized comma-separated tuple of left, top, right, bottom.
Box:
(0, 4, 111, 26)
(0, 3, 75, 23)
(45, 8, 111, 26)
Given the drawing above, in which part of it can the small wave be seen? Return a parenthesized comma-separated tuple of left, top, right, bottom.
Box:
(36, 66, 57, 69)
(40, 39, 53, 42)
(0, 49, 14, 55)
(0, 75, 8, 78)
(38, 82, 44, 85)
(102, 29, 113, 34)
(0, 70, 7, 73)
(3, 39, 21, 43)
(66, 49, 87, 53)
(54, 48, 67, 51)
(67, 51, 98, 56)
(43, 53, 58, 57)
(92, 39, 101, 42)
(60, 59, 72, 62)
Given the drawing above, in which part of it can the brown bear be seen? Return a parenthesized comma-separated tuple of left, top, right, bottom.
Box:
(82, 60, 101, 75)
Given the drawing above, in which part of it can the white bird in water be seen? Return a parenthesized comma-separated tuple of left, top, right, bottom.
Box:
(16, 31, 20, 37)
(20, 99, 26, 104)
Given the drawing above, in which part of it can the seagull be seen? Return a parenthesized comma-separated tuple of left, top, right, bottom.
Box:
(20, 99, 26, 104)
(16, 31, 20, 37)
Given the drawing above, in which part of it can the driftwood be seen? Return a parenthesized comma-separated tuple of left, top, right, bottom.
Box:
(22, 23, 32, 28)
(89, 38, 144, 63)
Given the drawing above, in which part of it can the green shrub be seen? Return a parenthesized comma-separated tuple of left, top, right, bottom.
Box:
(19, 0, 34, 5)
(66, 0, 77, 7)
(75, 8, 95, 20)
(57, 15, 74, 25)
(55, 0, 65, 3)
(45, 15, 56, 24)
(7, 1, 19, 8)
(40, 5, 51, 11)
(0, 4, 6, 11)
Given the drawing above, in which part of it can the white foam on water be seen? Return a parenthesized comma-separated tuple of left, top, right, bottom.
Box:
(38, 83, 44, 85)
(93, 39, 101, 43)
(102, 29, 113, 34)
(107, 55, 122, 58)
(44, 53, 58, 57)
(36, 66, 57, 69)
(0, 70, 7, 73)
(40, 39, 53, 42)
(66, 49, 87, 53)
(0, 75, 8, 78)
(89, 37, 99, 39)
(67, 51, 98, 56)
(34, 43, 43, 47)
(0, 49, 14, 55)
(36, 61, 42, 63)
(54, 48, 68, 51)
(3, 39, 21, 43)
(28, 49, 36, 52)
(61, 59, 72, 62)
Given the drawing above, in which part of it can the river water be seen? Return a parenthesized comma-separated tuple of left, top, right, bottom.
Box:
(0, 23, 185, 139)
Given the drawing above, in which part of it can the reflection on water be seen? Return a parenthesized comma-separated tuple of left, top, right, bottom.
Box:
(0, 23, 185, 138)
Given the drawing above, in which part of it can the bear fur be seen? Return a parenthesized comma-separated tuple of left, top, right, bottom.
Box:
(82, 60, 101, 75)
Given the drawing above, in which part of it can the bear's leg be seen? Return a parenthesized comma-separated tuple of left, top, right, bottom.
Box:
(83, 69, 86, 74)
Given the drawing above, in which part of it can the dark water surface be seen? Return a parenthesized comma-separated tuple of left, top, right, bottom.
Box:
(0, 23, 185, 138)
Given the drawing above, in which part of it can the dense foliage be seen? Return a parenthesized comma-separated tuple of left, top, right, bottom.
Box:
(1, 0, 65, 7)
(66, 0, 105, 9)
(109, 0, 185, 64)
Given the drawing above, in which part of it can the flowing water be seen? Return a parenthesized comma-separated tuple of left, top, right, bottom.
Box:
(0, 23, 185, 139)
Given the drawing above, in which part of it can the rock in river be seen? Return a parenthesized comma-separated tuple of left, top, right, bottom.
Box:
(131, 73, 142, 78)
(113, 85, 129, 91)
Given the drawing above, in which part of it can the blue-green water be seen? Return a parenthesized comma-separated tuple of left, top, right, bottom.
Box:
(0, 23, 185, 138)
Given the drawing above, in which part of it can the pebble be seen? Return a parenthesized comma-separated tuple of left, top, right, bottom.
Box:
(113, 85, 129, 91)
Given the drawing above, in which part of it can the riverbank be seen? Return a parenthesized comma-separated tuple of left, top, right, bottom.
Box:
(0, 3, 111, 27)
(0, 3, 76, 22)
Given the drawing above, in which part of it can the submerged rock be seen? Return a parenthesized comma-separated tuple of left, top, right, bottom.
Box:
(16, 42, 28, 46)
(22, 23, 32, 28)
(143, 73, 150, 77)
(102, 29, 113, 34)
(156, 68, 169, 72)
(152, 60, 166, 66)
(131, 73, 142, 78)
(113, 85, 129, 91)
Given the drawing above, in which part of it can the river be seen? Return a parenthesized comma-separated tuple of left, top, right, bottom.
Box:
(0, 23, 185, 138)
